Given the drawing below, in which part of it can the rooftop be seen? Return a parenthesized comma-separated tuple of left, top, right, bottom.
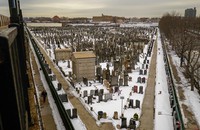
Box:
(73, 51, 96, 59)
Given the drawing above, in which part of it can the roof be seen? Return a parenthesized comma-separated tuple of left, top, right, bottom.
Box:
(55, 48, 71, 52)
(73, 51, 96, 59)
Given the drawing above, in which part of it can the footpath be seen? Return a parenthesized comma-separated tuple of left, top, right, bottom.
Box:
(138, 38, 157, 130)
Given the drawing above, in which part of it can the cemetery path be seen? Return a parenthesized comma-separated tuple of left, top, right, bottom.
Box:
(37, 43, 115, 130)
(31, 51, 57, 130)
(137, 39, 157, 130)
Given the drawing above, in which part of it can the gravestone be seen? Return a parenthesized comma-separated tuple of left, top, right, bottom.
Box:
(69, 71, 72, 77)
(113, 111, 118, 119)
(72, 108, 78, 118)
(139, 70, 143, 75)
(114, 60, 120, 70)
(142, 77, 146, 83)
(144, 70, 147, 75)
(129, 99, 134, 108)
(137, 77, 141, 83)
(98, 111, 103, 120)
(97, 74, 101, 81)
(57, 83, 62, 90)
(121, 117, 127, 128)
(124, 75, 128, 86)
(48, 68, 52, 74)
(147, 60, 149, 64)
(59, 94, 68, 102)
(146, 64, 149, 69)
(136, 100, 140, 108)
(49, 76, 53, 81)
(83, 77, 88, 86)
(139, 86, 143, 94)
(96, 66, 102, 76)
(83, 90, 88, 98)
(102, 69, 107, 79)
(114, 86, 119, 93)
(99, 89, 104, 95)
(67, 60, 70, 68)
(103, 112, 107, 119)
(66, 109, 71, 118)
(111, 76, 118, 86)
(52, 75, 56, 81)
(142, 64, 145, 69)
(88, 95, 93, 104)
(95, 89, 98, 96)
(119, 78, 123, 86)
(129, 118, 136, 129)
(90, 90, 95, 96)
(104, 93, 112, 102)
(100, 77, 103, 84)
(98, 95, 103, 102)
(133, 86, 138, 93)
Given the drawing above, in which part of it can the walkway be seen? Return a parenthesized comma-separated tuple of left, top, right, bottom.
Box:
(138, 38, 157, 130)
(36, 42, 114, 130)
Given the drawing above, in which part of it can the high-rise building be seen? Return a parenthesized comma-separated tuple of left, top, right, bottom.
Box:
(185, 7, 197, 18)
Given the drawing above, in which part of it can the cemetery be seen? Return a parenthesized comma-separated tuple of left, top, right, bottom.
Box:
(30, 25, 157, 129)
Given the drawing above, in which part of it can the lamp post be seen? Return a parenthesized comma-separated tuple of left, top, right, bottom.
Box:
(120, 96, 124, 118)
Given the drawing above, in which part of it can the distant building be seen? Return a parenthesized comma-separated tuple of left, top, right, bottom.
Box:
(93, 14, 125, 23)
(72, 51, 96, 82)
(52, 15, 60, 22)
(185, 7, 196, 18)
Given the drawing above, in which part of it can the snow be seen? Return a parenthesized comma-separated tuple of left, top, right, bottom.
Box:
(154, 29, 174, 130)
(29, 25, 183, 130)
(169, 46, 200, 127)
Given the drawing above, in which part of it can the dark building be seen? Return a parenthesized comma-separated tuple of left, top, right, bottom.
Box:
(185, 7, 197, 18)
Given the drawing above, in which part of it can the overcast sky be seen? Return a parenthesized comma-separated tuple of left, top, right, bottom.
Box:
(0, 0, 199, 18)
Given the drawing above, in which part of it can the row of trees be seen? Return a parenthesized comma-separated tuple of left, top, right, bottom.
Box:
(159, 13, 200, 92)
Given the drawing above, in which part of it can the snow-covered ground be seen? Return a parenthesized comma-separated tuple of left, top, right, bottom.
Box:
(168, 43, 200, 128)
(29, 25, 181, 130)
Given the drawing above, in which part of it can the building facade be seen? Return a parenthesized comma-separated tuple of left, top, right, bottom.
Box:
(54, 48, 72, 61)
(72, 51, 96, 82)
(185, 7, 197, 18)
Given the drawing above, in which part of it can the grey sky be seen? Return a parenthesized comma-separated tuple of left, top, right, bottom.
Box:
(0, 0, 199, 17)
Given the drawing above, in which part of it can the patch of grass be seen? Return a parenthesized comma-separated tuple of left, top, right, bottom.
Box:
(177, 86, 186, 101)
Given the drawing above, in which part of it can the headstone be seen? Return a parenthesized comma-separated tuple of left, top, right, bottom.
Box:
(120, 117, 127, 128)
(83, 77, 88, 86)
(95, 89, 98, 96)
(83, 90, 88, 97)
(98, 95, 103, 102)
(119, 78, 123, 86)
(96, 65, 102, 76)
(114, 60, 120, 70)
(100, 77, 103, 84)
(57, 83, 62, 90)
(133, 86, 138, 93)
(137, 77, 141, 83)
(139, 86, 143, 94)
(67, 60, 70, 68)
(104, 93, 112, 101)
(99, 89, 104, 95)
(98, 111, 103, 120)
(129, 99, 134, 108)
(147, 60, 149, 64)
(59, 94, 68, 102)
(142, 77, 146, 83)
(142, 64, 145, 69)
(136, 100, 140, 108)
(72, 108, 78, 118)
(103, 112, 107, 119)
(144, 69, 147, 75)
(102, 69, 107, 79)
(133, 113, 139, 120)
(48, 68, 52, 74)
(49, 76, 53, 81)
(69, 71, 72, 77)
(146, 64, 149, 69)
(139, 70, 143, 75)
(129, 118, 136, 129)
(114, 86, 119, 93)
(111, 76, 118, 86)
(113, 111, 118, 119)
(66, 109, 71, 118)
(90, 90, 95, 96)
(88, 95, 93, 104)
(124, 75, 128, 86)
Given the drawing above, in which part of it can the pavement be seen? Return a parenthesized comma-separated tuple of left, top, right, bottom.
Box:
(137, 38, 157, 130)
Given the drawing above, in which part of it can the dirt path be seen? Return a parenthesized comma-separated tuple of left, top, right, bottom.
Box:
(137, 39, 157, 130)
(37, 43, 115, 130)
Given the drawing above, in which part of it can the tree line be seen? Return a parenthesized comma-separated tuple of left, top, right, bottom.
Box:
(159, 13, 200, 92)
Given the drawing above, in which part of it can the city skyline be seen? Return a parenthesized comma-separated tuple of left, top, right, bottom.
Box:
(0, 0, 199, 18)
